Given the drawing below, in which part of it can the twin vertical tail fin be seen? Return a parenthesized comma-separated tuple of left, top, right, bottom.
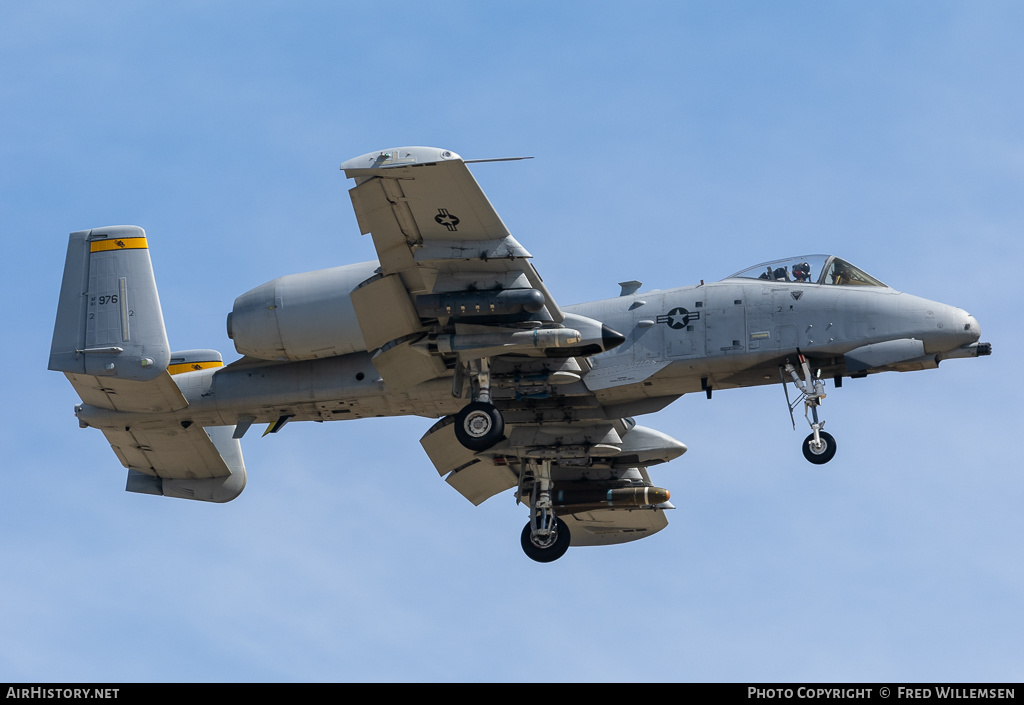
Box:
(49, 226, 188, 413)
(49, 225, 171, 382)
(50, 226, 246, 503)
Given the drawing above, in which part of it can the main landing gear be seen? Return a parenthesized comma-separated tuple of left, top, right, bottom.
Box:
(519, 459, 571, 563)
(454, 401, 504, 451)
(453, 357, 505, 452)
(783, 354, 838, 465)
(521, 517, 570, 563)
(451, 359, 573, 562)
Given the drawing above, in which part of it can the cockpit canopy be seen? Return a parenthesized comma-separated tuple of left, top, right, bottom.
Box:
(727, 255, 887, 287)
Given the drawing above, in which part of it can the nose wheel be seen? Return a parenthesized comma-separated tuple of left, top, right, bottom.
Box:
(802, 431, 837, 464)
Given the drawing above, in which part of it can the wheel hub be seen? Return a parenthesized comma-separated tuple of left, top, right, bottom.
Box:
(464, 410, 492, 438)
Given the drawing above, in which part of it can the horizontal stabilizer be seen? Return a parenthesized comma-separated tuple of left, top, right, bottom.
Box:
(118, 424, 246, 503)
(65, 371, 188, 414)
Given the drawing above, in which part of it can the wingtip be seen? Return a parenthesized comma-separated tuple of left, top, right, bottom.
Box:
(340, 146, 462, 171)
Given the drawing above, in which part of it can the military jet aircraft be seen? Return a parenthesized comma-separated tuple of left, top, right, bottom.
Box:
(49, 146, 991, 562)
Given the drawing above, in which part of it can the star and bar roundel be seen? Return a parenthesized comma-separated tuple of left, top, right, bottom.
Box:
(656, 307, 701, 330)
(434, 208, 460, 231)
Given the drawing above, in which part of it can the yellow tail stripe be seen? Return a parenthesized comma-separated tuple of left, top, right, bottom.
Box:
(168, 361, 224, 375)
(90, 237, 149, 252)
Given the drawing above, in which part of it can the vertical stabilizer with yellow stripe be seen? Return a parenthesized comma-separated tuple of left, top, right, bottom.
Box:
(50, 225, 171, 379)
(49, 225, 187, 413)
(49, 226, 245, 501)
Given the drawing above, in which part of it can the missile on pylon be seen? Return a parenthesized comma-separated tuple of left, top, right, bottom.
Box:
(552, 485, 671, 513)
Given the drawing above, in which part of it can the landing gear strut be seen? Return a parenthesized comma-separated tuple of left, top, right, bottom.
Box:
(453, 357, 504, 452)
(783, 354, 837, 464)
(519, 459, 571, 562)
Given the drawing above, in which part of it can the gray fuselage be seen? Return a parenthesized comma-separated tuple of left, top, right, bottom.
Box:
(76, 275, 980, 435)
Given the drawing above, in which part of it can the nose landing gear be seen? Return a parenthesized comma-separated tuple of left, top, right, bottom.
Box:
(802, 430, 837, 464)
(783, 354, 837, 465)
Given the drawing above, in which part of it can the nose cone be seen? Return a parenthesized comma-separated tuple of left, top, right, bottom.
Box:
(922, 301, 981, 352)
(966, 313, 980, 340)
(601, 324, 627, 351)
(958, 311, 981, 346)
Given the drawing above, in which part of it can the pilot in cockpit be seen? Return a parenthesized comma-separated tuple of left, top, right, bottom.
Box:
(832, 261, 852, 285)
(792, 262, 811, 282)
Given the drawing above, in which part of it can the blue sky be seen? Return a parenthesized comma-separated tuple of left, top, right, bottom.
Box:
(2, 1, 1022, 682)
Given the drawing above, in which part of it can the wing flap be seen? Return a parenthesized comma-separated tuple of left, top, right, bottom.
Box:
(420, 417, 517, 505)
(349, 177, 420, 273)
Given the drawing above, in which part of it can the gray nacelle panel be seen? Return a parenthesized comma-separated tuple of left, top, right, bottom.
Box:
(228, 261, 378, 361)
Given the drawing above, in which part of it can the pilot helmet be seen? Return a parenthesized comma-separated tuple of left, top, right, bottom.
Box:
(793, 262, 810, 281)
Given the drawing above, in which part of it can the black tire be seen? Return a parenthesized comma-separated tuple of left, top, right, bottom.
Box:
(521, 517, 571, 563)
(453, 401, 504, 452)
(802, 431, 837, 464)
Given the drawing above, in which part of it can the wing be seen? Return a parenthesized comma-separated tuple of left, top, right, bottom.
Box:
(343, 147, 682, 550)
(342, 147, 570, 390)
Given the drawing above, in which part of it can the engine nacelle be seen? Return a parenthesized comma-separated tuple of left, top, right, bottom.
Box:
(227, 261, 378, 361)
